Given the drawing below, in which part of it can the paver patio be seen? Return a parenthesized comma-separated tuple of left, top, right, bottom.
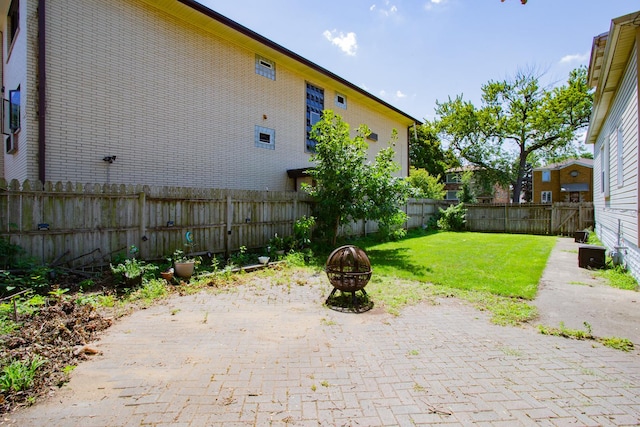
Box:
(4, 240, 640, 426)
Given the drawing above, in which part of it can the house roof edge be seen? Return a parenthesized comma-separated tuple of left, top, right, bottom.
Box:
(178, 0, 421, 125)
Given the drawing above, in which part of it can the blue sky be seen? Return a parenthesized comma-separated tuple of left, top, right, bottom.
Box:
(198, 0, 636, 122)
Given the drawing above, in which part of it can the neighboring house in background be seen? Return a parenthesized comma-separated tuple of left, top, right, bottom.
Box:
(444, 167, 510, 204)
(532, 159, 594, 204)
(586, 10, 640, 282)
(0, 0, 418, 191)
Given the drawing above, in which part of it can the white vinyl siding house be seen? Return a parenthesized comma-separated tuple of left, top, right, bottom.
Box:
(587, 11, 640, 282)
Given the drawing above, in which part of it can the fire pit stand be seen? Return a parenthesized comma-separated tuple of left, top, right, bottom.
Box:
(324, 245, 373, 313)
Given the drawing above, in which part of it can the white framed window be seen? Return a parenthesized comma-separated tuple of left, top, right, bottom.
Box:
(616, 126, 623, 188)
(446, 190, 458, 200)
(254, 125, 275, 150)
(601, 137, 610, 197)
(255, 55, 275, 80)
(541, 191, 552, 203)
(9, 87, 20, 133)
(335, 93, 347, 109)
(541, 170, 550, 182)
(7, 0, 19, 51)
(446, 173, 461, 183)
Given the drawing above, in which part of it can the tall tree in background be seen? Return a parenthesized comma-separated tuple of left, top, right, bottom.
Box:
(435, 67, 593, 203)
(409, 121, 459, 178)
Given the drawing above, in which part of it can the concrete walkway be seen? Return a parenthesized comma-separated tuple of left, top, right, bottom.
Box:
(4, 238, 640, 426)
(535, 237, 640, 345)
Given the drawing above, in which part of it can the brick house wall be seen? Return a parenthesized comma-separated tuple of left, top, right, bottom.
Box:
(3, 0, 415, 191)
(532, 160, 593, 204)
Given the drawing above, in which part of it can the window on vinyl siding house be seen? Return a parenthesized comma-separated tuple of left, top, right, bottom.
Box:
(7, 0, 19, 50)
(616, 126, 623, 188)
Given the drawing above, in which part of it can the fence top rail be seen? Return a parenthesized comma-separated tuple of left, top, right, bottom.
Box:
(466, 202, 593, 208)
(0, 179, 315, 201)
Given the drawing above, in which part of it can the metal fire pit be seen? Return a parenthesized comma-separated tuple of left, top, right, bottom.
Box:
(325, 245, 373, 312)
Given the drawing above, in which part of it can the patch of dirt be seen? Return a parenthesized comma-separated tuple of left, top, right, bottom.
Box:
(0, 300, 113, 414)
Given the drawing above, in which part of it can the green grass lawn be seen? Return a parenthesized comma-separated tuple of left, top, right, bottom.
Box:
(359, 230, 557, 300)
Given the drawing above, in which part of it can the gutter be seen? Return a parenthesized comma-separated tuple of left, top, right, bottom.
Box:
(37, 0, 46, 183)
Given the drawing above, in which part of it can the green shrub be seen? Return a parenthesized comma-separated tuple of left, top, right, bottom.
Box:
(0, 355, 46, 392)
(110, 258, 158, 281)
(0, 237, 24, 269)
(437, 203, 467, 231)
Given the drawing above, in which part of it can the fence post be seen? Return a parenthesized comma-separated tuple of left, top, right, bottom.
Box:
(138, 191, 146, 258)
(226, 194, 232, 257)
(504, 204, 507, 232)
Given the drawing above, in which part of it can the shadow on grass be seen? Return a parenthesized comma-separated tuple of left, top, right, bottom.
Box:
(309, 229, 439, 280)
(365, 247, 433, 279)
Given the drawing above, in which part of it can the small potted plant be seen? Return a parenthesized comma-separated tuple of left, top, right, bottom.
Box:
(170, 231, 202, 279)
(171, 249, 200, 279)
(269, 233, 286, 256)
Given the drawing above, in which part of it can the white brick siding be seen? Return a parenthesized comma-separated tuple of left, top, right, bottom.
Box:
(6, 0, 412, 191)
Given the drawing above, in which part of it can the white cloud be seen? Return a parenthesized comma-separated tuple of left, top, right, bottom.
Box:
(323, 29, 358, 56)
(379, 89, 408, 101)
(560, 52, 589, 64)
(370, 1, 398, 17)
(424, 0, 446, 11)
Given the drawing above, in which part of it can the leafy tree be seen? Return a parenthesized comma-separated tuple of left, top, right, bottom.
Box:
(406, 167, 445, 200)
(435, 67, 592, 203)
(304, 110, 410, 244)
(409, 121, 459, 178)
(365, 134, 411, 240)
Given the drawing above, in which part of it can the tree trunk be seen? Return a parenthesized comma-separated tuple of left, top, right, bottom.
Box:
(331, 216, 340, 246)
(512, 153, 528, 203)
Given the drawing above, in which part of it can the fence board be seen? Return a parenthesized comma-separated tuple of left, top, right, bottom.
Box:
(466, 203, 593, 235)
(0, 181, 443, 267)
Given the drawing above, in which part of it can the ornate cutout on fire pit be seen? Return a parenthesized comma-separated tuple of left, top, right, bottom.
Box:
(325, 245, 373, 313)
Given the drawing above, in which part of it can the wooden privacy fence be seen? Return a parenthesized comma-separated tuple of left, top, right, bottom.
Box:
(0, 180, 447, 269)
(338, 198, 450, 237)
(465, 202, 594, 235)
(0, 180, 314, 268)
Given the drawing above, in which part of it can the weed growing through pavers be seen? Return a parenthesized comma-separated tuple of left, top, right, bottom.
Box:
(320, 381, 330, 387)
(413, 383, 426, 392)
(407, 349, 419, 356)
(320, 317, 336, 326)
(500, 347, 523, 357)
(539, 321, 593, 339)
(600, 337, 634, 352)
(538, 321, 635, 352)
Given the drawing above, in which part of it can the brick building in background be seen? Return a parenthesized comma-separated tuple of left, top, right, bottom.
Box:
(532, 159, 594, 204)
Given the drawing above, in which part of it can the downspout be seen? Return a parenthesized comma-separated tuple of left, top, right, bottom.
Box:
(37, 0, 46, 183)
